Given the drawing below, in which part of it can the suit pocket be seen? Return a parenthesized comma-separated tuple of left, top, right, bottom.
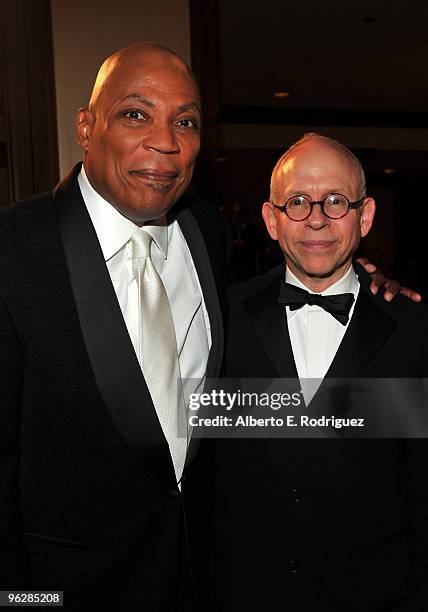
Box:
(25, 532, 87, 550)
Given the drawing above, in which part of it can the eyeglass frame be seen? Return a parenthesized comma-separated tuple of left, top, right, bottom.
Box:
(271, 193, 365, 221)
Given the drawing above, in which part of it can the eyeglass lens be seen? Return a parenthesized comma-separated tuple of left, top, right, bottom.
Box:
(286, 194, 349, 220)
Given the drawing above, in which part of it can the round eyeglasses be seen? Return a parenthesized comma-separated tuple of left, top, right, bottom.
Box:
(272, 193, 365, 221)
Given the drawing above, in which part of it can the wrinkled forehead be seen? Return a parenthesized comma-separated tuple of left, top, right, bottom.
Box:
(273, 143, 360, 194)
(93, 52, 200, 111)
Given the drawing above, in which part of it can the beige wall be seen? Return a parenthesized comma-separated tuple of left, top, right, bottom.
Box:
(50, 0, 191, 177)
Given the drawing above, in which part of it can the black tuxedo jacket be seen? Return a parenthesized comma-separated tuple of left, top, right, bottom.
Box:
(212, 263, 428, 611)
(0, 165, 228, 611)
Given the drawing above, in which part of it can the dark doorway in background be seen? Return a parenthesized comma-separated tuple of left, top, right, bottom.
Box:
(0, 0, 58, 206)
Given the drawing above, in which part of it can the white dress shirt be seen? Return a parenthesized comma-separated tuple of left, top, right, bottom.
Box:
(285, 266, 360, 405)
(77, 168, 211, 408)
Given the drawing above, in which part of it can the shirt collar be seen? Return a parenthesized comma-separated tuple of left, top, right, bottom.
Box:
(285, 265, 360, 319)
(78, 167, 169, 261)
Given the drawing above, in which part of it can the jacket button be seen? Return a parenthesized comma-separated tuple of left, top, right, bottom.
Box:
(288, 560, 298, 574)
(289, 488, 302, 502)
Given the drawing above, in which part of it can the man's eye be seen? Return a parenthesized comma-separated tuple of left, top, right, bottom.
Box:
(289, 198, 305, 207)
(124, 110, 145, 120)
(327, 195, 346, 206)
(176, 118, 198, 129)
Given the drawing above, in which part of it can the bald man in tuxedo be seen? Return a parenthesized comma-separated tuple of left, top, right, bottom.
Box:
(0, 43, 228, 610)
(212, 134, 428, 611)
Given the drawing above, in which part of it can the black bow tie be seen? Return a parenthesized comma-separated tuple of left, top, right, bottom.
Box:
(278, 281, 355, 325)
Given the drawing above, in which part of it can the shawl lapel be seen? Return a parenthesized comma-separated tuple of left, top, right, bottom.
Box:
(307, 266, 397, 435)
(55, 165, 177, 489)
(175, 204, 224, 468)
(244, 265, 299, 380)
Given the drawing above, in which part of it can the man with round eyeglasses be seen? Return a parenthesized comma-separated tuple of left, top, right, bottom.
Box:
(211, 132, 428, 611)
(262, 132, 376, 290)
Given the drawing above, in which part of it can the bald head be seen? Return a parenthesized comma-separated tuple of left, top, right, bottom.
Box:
(88, 43, 199, 115)
(270, 133, 366, 204)
(262, 132, 376, 291)
(76, 42, 201, 224)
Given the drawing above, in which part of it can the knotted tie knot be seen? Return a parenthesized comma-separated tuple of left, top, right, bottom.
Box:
(305, 294, 323, 307)
(130, 228, 152, 261)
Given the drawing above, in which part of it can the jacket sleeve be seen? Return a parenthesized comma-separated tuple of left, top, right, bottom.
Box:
(0, 290, 31, 587)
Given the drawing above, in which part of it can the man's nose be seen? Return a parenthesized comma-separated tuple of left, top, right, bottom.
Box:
(304, 202, 330, 229)
(143, 122, 179, 154)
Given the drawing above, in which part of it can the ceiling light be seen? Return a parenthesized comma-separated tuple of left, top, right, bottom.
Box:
(273, 91, 290, 98)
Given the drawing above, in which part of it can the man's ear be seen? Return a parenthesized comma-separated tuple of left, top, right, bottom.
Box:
(76, 108, 95, 153)
(262, 202, 279, 240)
(360, 197, 376, 238)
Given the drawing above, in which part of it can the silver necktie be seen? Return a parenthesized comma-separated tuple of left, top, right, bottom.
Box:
(130, 229, 187, 483)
